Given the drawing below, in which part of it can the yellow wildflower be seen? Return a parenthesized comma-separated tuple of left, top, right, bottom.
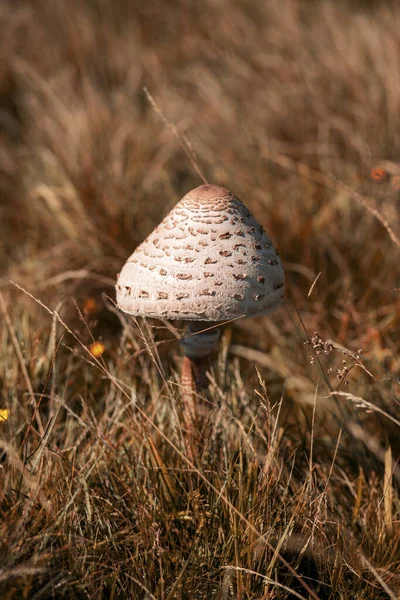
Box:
(89, 341, 105, 358)
(0, 409, 9, 422)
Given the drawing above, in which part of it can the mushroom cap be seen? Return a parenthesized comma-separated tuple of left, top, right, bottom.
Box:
(116, 184, 285, 321)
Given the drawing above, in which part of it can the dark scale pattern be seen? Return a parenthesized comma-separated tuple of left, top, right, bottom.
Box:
(116, 184, 285, 321)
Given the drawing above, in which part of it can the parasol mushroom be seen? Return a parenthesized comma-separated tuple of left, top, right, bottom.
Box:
(116, 184, 284, 421)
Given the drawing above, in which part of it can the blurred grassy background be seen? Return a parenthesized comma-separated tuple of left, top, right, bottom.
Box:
(0, 0, 399, 598)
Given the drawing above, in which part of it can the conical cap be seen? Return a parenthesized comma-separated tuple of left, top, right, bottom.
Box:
(116, 185, 284, 321)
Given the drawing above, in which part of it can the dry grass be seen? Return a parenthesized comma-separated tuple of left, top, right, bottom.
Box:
(0, 0, 400, 598)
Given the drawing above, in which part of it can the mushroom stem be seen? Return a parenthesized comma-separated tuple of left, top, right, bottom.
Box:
(179, 321, 220, 423)
(181, 354, 196, 420)
(180, 321, 220, 385)
(180, 321, 221, 360)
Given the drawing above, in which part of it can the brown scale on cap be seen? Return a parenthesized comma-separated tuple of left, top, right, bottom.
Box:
(116, 184, 285, 321)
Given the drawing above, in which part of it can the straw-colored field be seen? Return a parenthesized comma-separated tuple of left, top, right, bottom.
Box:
(0, 1, 399, 597)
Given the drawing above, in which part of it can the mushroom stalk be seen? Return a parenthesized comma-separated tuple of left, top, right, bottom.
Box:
(181, 321, 220, 384)
(180, 322, 220, 428)
(180, 322, 220, 359)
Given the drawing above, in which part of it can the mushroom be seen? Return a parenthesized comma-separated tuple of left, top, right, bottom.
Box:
(116, 184, 284, 421)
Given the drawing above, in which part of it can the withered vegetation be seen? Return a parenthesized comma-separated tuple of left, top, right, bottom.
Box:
(0, 0, 399, 598)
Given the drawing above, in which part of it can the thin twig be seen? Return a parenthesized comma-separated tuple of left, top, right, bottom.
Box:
(262, 149, 400, 248)
(143, 86, 208, 185)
